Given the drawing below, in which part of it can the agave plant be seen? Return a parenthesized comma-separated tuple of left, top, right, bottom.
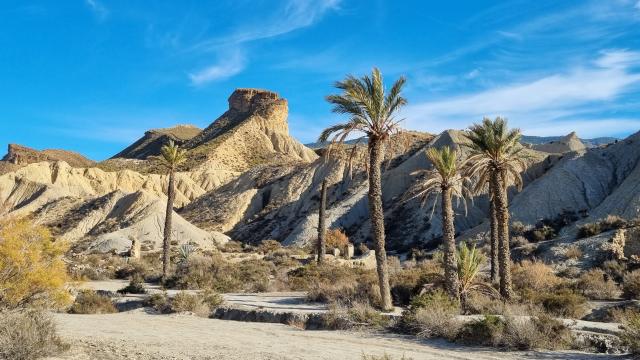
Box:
(178, 244, 196, 264)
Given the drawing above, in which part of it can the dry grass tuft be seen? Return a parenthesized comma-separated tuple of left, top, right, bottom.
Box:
(0, 310, 69, 360)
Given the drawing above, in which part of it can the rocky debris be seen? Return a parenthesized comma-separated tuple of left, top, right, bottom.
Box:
(110, 125, 201, 160)
(532, 132, 587, 154)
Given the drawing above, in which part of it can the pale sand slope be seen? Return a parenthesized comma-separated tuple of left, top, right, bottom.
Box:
(48, 310, 620, 360)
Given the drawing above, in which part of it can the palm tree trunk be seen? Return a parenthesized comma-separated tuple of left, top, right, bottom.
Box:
(489, 185, 500, 284)
(367, 138, 393, 311)
(441, 186, 460, 301)
(162, 169, 176, 283)
(491, 171, 512, 300)
(317, 179, 327, 264)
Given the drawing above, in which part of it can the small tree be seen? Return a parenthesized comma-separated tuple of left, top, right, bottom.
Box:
(160, 140, 187, 283)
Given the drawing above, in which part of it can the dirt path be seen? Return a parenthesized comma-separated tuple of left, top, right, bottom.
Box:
(48, 310, 621, 360)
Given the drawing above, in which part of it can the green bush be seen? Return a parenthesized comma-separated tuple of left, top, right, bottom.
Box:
(0, 310, 69, 360)
(117, 275, 147, 294)
(145, 290, 223, 317)
(322, 302, 389, 330)
(68, 290, 117, 314)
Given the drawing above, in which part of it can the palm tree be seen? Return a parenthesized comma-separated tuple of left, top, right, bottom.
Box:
(160, 140, 187, 283)
(319, 68, 406, 311)
(317, 179, 327, 264)
(465, 117, 527, 300)
(456, 242, 500, 312)
(410, 146, 472, 301)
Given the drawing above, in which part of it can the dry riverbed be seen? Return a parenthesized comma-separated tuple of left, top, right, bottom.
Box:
(47, 309, 623, 360)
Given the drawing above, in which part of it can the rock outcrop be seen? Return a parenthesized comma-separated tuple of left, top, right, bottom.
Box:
(0, 143, 95, 175)
(182, 89, 317, 172)
(110, 125, 201, 160)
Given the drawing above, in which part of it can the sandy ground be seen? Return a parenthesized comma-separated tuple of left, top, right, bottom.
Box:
(47, 309, 623, 360)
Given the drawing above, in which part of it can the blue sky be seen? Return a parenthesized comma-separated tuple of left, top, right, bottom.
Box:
(1, 0, 640, 160)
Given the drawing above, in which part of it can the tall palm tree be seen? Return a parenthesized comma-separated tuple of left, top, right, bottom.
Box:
(319, 68, 406, 311)
(465, 117, 527, 300)
(317, 179, 327, 264)
(410, 146, 472, 301)
(160, 140, 187, 282)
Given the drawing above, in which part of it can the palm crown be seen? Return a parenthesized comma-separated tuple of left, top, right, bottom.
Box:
(464, 117, 528, 193)
(160, 140, 187, 170)
(410, 146, 472, 216)
(318, 68, 407, 144)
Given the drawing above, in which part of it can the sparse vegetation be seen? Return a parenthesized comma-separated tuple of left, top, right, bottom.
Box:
(0, 310, 69, 360)
(144, 290, 223, 317)
(576, 269, 619, 300)
(325, 229, 350, 253)
(564, 245, 583, 259)
(577, 215, 628, 239)
(68, 290, 117, 314)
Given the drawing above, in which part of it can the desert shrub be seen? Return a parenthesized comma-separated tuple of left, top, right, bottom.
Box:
(146, 290, 223, 317)
(389, 260, 443, 306)
(114, 258, 158, 281)
(68, 290, 117, 314)
(171, 291, 222, 317)
(0, 219, 71, 310)
(117, 275, 147, 294)
(510, 236, 529, 248)
(457, 314, 573, 350)
(623, 269, 640, 300)
(0, 310, 69, 360)
(301, 263, 380, 307)
(398, 290, 461, 339)
(534, 289, 587, 318)
(619, 312, 640, 356)
(323, 302, 388, 330)
(564, 245, 583, 259)
(510, 221, 529, 237)
(68, 253, 127, 280)
(325, 229, 350, 252)
(604, 306, 640, 323)
(577, 215, 628, 239)
(528, 225, 556, 242)
(257, 239, 282, 254)
(221, 240, 244, 253)
(601, 260, 628, 282)
(169, 254, 274, 293)
(577, 222, 602, 239)
(576, 269, 619, 300)
(512, 260, 561, 292)
(457, 315, 505, 346)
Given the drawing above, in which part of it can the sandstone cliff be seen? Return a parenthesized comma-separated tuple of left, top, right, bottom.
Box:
(0, 143, 95, 175)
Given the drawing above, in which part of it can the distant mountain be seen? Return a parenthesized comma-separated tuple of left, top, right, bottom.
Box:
(305, 137, 368, 150)
(521, 135, 618, 148)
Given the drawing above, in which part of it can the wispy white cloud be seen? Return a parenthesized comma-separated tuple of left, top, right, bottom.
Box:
(188, 51, 246, 85)
(85, 0, 109, 21)
(401, 50, 640, 136)
(190, 0, 341, 51)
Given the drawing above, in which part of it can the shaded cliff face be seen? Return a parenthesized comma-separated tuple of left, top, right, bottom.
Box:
(182, 88, 317, 172)
(110, 125, 201, 160)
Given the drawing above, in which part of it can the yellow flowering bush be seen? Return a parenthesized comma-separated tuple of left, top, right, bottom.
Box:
(0, 219, 71, 309)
